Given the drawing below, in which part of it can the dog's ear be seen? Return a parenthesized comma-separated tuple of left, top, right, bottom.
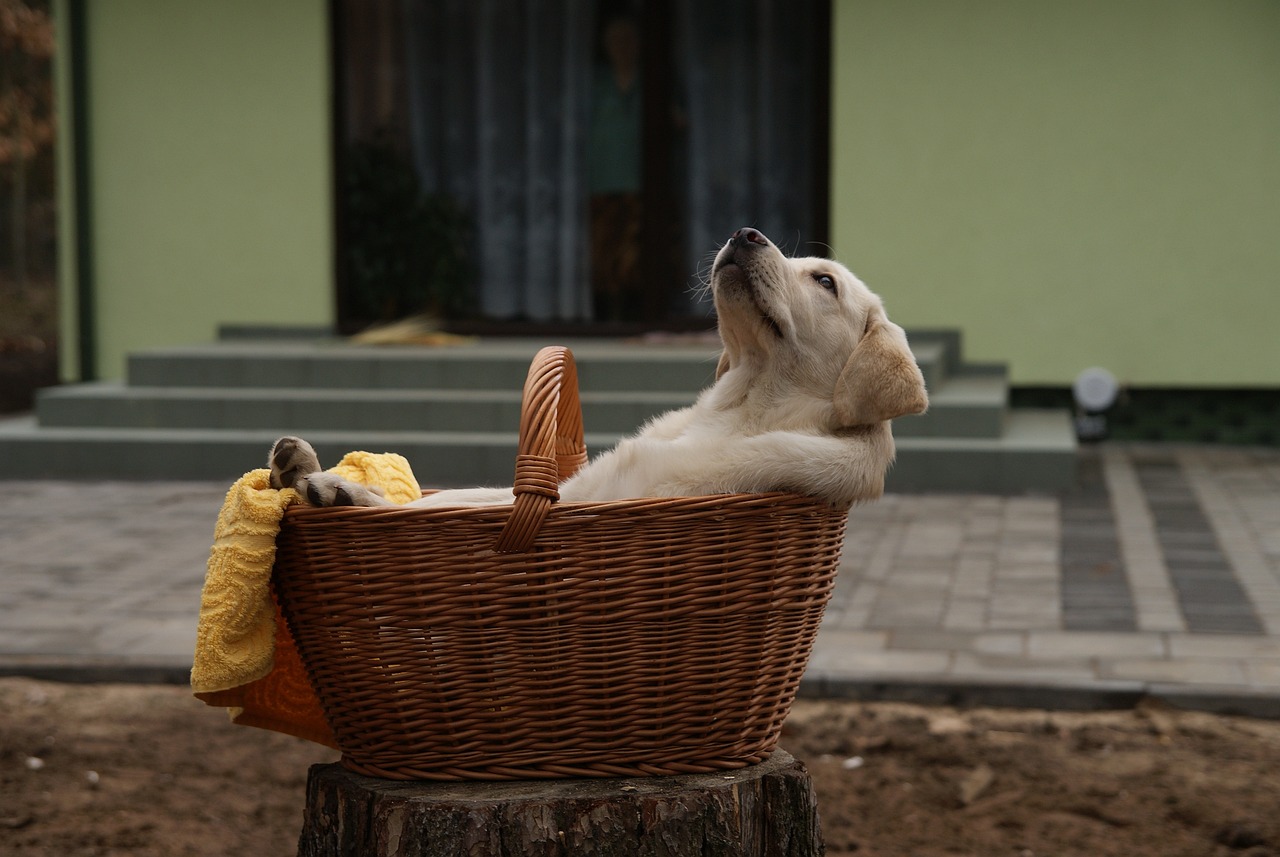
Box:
(833, 310, 928, 426)
(715, 350, 731, 381)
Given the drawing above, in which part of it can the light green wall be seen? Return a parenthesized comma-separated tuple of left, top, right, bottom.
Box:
(62, 0, 332, 381)
(831, 0, 1280, 387)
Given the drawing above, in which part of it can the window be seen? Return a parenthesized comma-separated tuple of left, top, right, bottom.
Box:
(334, 0, 829, 332)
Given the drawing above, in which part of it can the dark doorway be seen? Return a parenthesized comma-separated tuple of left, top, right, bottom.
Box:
(332, 0, 830, 335)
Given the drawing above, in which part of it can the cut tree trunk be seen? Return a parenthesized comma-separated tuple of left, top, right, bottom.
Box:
(296, 750, 823, 856)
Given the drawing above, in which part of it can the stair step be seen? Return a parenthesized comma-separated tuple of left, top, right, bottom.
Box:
(888, 409, 1078, 493)
(37, 383, 695, 435)
(126, 342, 722, 393)
(891, 372, 1008, 439)
(0, 417, 611, 484)
(38, 372, 1003, 438)
(0, 411, 1077, 490)
(906, 340, 949, 392)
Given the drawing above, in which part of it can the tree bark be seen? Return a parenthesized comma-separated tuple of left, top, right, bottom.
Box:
(296, 750, 823, 856)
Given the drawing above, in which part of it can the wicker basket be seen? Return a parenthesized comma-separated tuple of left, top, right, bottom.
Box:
(272, 346, 846, 781)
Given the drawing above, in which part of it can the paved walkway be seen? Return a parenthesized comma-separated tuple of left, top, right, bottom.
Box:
(2, 444, 1278, 715)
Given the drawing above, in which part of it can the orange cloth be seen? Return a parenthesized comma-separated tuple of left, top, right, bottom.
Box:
(191, 453, 421, 748)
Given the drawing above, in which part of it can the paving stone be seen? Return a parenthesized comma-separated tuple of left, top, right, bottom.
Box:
(1102, 658, 1251, 687)
(885, 568, 954, 589)
(954, 557, 995, 577)
(869, 598, 948, 628)
(987, 615, 1060, 632)
(940, 607, 988, 632)
(844, 583, 879, 612)
(889, 630, 1026, 657)
(1027, 631, 1167, 658)
(1134, 614, 1186, 633)
(1167, 634, 1280, 660)
(813, 628, 890, 652)
(989, 593, 1061, 613)
(807, 646, 952, 677)
(949, 652, 1098, 683)
(1063, 613, 1138, 633)
(95, 617, 199, 658)
(1245, 661, 1280, 688)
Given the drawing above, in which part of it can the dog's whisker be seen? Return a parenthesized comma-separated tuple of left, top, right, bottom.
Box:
(782, 232, 805, 257)
(686, 249, 719, 301)
(685, 272, 713, 305)
(687, 283, 712, 305)
(805, 240, 837, 259)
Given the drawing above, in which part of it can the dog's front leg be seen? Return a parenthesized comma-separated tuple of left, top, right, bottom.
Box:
(404, 487, 516, 508)
(269, 436, 394, 507)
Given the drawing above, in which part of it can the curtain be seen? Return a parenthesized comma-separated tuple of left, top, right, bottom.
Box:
(402, 0, 594, 321)
(399, 0, 822, 322)
(674, 2, 825, 315)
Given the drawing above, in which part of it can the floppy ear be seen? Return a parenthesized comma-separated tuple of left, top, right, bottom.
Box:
(715, 350, 731, 381)
(833, 311, 928, 426)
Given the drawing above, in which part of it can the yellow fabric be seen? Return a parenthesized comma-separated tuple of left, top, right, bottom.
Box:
(191, 452, 420, 747)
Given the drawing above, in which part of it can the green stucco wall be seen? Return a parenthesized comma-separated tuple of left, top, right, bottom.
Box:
(58, 0, 332, 381)
(831, 0, 1280, 387)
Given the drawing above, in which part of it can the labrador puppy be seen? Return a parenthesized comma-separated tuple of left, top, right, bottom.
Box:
(270, 227, 927, 509)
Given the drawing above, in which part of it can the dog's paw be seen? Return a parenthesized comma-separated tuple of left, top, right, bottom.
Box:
(269, 436, 322, 491)
(295, 472, 389, 507)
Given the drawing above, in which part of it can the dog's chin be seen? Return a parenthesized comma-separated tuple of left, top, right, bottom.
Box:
(715, 295, 786, 349)
(713, 268, 785, 341)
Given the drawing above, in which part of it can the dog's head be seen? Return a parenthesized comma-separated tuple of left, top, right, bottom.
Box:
(711, 227, 928, 428)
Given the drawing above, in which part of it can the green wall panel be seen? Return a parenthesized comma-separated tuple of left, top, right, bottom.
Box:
(831, 0, 1280, 386)
(73, 0, 332, 380)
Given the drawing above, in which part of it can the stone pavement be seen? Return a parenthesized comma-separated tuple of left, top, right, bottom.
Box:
(1, 444, 1278, 716)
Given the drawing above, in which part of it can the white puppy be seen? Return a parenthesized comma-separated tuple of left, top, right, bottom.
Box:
(270, 227, 927, 509)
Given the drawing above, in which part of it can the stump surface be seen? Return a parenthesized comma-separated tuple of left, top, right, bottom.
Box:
(297, 750, 823, 856)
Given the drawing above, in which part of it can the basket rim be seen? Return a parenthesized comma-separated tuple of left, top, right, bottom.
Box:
(281, 490, 845, 519)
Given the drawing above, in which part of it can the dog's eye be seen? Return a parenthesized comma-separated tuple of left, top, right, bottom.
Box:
(814, 273, 838, 295)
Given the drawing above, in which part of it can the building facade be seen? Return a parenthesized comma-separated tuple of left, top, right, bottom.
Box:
(56, 0, 1280, 391)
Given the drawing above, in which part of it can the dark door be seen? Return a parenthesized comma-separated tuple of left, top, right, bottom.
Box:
(333, 0, 829, 334)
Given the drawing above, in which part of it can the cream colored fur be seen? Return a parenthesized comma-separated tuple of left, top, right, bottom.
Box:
(273, 228, 927, 510)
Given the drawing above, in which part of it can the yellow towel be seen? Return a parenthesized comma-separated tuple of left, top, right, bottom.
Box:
(191, 451, 421, 747)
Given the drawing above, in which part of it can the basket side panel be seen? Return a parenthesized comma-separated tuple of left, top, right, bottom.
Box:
(273, 496, 845, 780)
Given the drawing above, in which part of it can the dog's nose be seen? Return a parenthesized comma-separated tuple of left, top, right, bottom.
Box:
(731, 227, 769, 248)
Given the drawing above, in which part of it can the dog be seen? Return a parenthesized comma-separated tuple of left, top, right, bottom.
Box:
(270, 227, 927, 509)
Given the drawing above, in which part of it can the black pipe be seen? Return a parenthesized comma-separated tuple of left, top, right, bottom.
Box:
(66, 0, 95, 381)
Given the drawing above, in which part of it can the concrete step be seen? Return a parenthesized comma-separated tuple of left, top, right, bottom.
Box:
(0, 417, 560, 485)
(888, 409, 1079, 493)
(0, 410, 1077, 490)
(36, 383, 696, 436)
(891, 371, 1007, 439)
(125, 341, 722, 393)
(907, 329, 1013, 393)
(907, 340, 949, 393)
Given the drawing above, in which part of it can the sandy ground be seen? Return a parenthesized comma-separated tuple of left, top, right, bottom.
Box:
(2, 677, 1279, 856)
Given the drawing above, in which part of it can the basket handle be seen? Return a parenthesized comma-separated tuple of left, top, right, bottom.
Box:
(494, 346, 588, 552)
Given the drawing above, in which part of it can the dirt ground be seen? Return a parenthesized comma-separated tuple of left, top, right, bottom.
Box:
(2, 678, 1279, 856)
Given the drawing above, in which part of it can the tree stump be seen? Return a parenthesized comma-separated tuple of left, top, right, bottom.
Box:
(296, 750, 823, 856)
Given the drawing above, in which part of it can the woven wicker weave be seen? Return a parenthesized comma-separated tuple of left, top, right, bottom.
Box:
(273, 346, 846, 781)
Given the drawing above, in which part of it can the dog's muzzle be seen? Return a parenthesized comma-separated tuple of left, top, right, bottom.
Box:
(713, 227, 784, 339)
(716, 226, 771, 272)
(730, 227, 770, 249)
